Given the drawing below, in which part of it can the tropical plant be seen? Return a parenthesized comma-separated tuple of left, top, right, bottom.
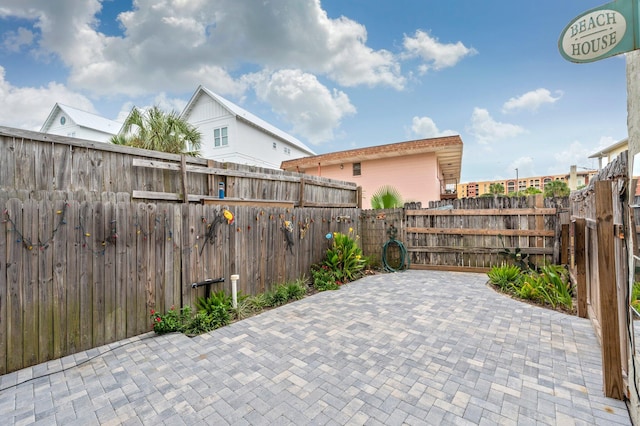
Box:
(207, 304, 231, 328)
(632, 282, 640, 311)
(370, 186, 403, 209)
(524, 186, 542, 195)
(150, 306, 192, 334)
(286, 278, 308, 300)
(310, 264, 340, 291)
(498, 235, 533, 270)
(196, 290, 233, 313)
(266, 285, 290, 307)
(489, 183, 505, 195)
(110, 106, 202, 156)
(543, 180, 570, 198)
(487, 263, 573, 311)
(183, 311, 214, 335)
(324, 228, 367, 282)
(487, 264, 522, 291)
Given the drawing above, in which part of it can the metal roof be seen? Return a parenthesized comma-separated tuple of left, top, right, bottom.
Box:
(40, 103, 122, 135)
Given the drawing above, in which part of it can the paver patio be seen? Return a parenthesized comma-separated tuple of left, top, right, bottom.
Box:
(0, 270, 632, 425)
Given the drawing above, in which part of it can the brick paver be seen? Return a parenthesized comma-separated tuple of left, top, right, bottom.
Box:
(0, 270, 632, 425)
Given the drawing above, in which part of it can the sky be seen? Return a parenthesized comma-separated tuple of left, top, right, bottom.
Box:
(0, 0, 631, 183)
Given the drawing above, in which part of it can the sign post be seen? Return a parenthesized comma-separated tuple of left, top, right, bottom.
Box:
(558, 0, 639, 63)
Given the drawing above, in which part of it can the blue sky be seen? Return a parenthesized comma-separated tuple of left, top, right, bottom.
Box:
(0, 0, 629, 182)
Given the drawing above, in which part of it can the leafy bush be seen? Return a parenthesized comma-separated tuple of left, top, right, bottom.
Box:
(150, 306, 192, 334)
(286, 278, 308, 300)
(152, 277, 311, 336)
(487, 263, 574, 312)
(325, 229, 367, 282)
(311, 264, 340, 291)
(208, 304, 230, 328)
(196, 290, 232, 312)
(487, 265, 521, 291)
(632, 282, 640, 311)
(184, 311, 214, 335)
(267, 285, 290, 307)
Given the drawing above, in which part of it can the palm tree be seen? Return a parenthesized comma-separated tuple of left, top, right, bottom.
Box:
(111, 106, 201, 156)
(524, 186, 542, 195)
(543, 180, 570, 198)
(489, 183, 505, 195)
(370, 186, 403, 209)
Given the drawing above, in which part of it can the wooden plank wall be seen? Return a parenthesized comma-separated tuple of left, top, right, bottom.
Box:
(358, 196, 565, 273)
(0, 128, 358, 207)
(0, 193, 359, 375)
(568, 152, 629, 400)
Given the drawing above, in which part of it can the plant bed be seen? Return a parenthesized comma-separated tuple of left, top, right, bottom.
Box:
(487, 264, 576, 315)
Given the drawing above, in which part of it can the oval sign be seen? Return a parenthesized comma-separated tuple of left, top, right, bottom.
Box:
(560, 9, 626, 62)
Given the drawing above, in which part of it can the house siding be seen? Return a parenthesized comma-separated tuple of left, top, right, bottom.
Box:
(46, 110, 112, 142)
(186, 92, 313, 169)
(307, 153, 440, 207)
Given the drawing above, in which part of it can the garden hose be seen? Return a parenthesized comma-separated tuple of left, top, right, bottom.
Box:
(382, 238, 409, 272)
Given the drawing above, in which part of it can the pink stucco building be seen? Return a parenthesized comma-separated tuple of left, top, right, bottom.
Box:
(280, 136, 463, 208)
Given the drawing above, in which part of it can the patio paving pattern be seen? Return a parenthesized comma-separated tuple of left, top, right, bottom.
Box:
(0, 270, 632, 425)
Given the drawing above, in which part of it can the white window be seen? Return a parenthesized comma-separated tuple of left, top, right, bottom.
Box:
(273, 142, 277, 150)
(283, 147, 291, 155)
(214, 127, 228, 147)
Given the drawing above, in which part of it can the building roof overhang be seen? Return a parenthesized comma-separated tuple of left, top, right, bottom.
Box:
(281, 135, 463, 182)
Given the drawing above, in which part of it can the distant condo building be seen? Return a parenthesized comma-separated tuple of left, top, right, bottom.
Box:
(456, 166, 597, 198)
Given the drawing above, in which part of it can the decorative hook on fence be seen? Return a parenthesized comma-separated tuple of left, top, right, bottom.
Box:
(199, 208, 235, 256)
(282, 220, 294, 254)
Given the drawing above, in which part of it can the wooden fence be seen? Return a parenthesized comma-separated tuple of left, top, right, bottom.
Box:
(0, 192, 358, 374)
(569, 153, 629, 400)
(360, 196, 567, 272)
(0, 126, 359, 208)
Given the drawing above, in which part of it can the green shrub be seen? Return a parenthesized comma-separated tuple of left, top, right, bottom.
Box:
(196, 290, 232, 312)
(311, 264, 340, 291)
(487, 263, 573, 312)
(208, 304, 230, 328)
(245, 293, 269, 311)
(286, 278, 307, 300)
(632, 282, 640, 311)
(184, 311, 214, 335)
(150, 306, 192, 334)
(324, 229, 367, 282)
(267, 285, 290, 307)
(487, 265, 521, 291)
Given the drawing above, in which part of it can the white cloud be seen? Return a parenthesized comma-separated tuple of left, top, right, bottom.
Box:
(550, 138, 612, 174)
(468, 108, 525, 144)
(410, 116, 457, 138)
(0, 66, 95, 130)
(502, 88, 562, 113)
(402, 30, 477, 73)
(253, 69, 356, 145)
(508, 157, 535, 179)
(2, 27, 35, 52)
(0, 0, 405, 96)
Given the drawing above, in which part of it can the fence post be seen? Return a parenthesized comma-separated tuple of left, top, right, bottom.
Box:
(595, 180, 624, 400)
(561, 224, 569, 265)
(573, 218, 587, 318)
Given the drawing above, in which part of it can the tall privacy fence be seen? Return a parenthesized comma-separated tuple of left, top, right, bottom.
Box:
(0, 192, 357, 374)
(568, 152, 629, 400)
(0, 126, 576, 376)
(360, 195, 569, 272)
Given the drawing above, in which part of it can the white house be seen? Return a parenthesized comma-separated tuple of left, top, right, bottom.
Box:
(181, 86, 316, 169)
(40, 103, 122, 143)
